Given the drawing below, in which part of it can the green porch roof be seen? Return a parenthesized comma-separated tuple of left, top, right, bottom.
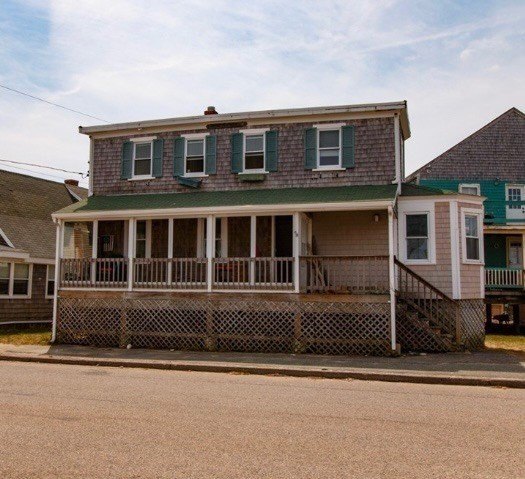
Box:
(54, 183, 453, 216)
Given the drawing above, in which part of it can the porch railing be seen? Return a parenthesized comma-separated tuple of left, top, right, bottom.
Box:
(60, 258, 128, 288)
(212, 257, 294, 291)
(133, 258, 207, 289)
(300, 255, 389, 293)
(485, 267, 524, 290)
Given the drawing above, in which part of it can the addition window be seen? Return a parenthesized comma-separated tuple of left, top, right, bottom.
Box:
(464, 214, 481, 261)
(13, 264, 30, 295)
(46, 265, 55, 298)
(133, 142, 152, 177)
(185, 139, 205, 175)
(0, 262, 9, 295)
(459, 184, 480, 196)
(318, 129, 341, 168)
(406, 213, 429, 260)
(244, 134, 265, 171)
(0, 262, 31, 298)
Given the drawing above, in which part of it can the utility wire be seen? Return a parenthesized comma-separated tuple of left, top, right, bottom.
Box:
(0, 158, 86, 177)
(0, 164, 84, 183)
(0, 84, 109, 123)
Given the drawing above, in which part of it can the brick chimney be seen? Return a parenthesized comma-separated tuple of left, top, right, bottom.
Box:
(64, 179, 79, 186)
(204, 106, 218, 115)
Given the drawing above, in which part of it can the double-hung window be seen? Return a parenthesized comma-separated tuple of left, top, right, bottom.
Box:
(318, 129, 341, 168)
(46, 265, 56, 298)
(406, 213, 429, 261)
(0, 262, 9, 295)
(133, 142, 152, 177)
(244, 134, 265, 171)
(463, 212, 482, 263)
(185, 139, 205, 176)
(0, 262, 31, 298)
(459, 184, 480, 196)
(507, 186, 522, 209)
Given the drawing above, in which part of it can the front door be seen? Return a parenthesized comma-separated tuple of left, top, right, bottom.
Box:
(508, 240, 522, 268)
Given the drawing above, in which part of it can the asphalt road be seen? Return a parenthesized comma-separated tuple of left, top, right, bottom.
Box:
(1, 362, 524, 479)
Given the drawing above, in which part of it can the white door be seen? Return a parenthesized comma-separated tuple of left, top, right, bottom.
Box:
(508, 240, 522, 268)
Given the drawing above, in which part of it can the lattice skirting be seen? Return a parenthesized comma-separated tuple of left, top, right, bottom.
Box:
(57, 297, 393, 356)
(458, 299, 485, 351)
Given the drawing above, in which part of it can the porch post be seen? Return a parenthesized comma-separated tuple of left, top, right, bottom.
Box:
(521, 233, 525, 290)
(250, 215, 256, 285)
(293, 212, 300, 293)
(51, 220, 63, 343)
(388, 205, 397, 352)
(167, 218, 174, 286)
(91, 220, 98, 286)
(206, 215, 215, 292)
(127, 219, 135, 291)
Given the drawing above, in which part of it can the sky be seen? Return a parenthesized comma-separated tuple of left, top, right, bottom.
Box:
(0, 0, 524, 188)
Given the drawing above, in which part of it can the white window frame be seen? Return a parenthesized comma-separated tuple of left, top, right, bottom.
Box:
(459, 183, 480, 196)
(461, 209, 484, 265)
(506, 184, 525, 211)
(240, 128, 268, 174)
(131, 140, 153, 180)
(135, 220, 152, 259)
(0, 261, 32, 299)
(314, 123, 345, 172)
(182, 133, 209, 178)
(398, 201, 436, 265)
(45, 264, 55, 299)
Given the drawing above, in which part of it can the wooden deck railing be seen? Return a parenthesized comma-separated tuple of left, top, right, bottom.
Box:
(212, 257, 294, 291)
(300, 255, 389, 293)
(395, 258, 459, 340)
(133, 258, 207, 289)
(485, 267, 524, 290)
(60, 258, 128, 288)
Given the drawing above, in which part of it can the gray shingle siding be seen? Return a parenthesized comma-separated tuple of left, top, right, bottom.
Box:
(92, 117, 396, 196)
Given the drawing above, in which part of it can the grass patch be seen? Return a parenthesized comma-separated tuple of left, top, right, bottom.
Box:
(485, 334, 525, 353)
(0, 324, 52, 346)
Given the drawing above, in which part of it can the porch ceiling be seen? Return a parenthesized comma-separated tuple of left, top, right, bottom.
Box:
(53, 185, 399, 218)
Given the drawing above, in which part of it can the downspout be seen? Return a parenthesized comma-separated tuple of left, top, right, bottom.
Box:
(51, 219, 62, 343)
(88, 136, 94, 197)
(394, 113, 402, 195)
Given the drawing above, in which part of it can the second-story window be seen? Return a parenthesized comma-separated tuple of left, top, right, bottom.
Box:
(406, 213, 429, 260)
(318, 129, 341, 168)
(186, 139, 205, 176)
(244, 134, 265, 171)
(133, 142, 152, 177)
(459, 184, 480, 196)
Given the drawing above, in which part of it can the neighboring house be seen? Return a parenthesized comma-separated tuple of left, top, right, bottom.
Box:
(410, 107, 525, 332)
(0, 170, 87, 324)
(52, 102, 485, 356)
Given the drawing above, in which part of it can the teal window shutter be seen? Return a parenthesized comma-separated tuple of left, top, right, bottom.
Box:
(265, 130, 278, 172)
(231, 133, 243, 173)
(341, 125, 355, 168)
(173, 137, 185, 177)
(205, 135, 217, 175)
(304, 128, 317, 170)
(121, 141, 133, 179)
(152, 139, 164, 178)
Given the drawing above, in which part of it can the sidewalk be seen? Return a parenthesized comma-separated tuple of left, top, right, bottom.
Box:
(0, 343, 524, 388)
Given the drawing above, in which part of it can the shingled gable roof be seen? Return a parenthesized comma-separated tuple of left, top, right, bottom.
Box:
(409, 107, 525, 182)
(0, 169, 87, 259)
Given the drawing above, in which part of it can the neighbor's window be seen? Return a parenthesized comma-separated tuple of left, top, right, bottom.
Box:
(406, 213, 429, 260)
(318, 129, 340, 168)
(136, 221, 147, 258)
(185, 139, 205, 175)
(0, 262, 9, 295)
(133, 142, 152, 177)
(244, 134, 265, 171)
(459, 184, 480, 196)
(13, 263, 30, 296)
(465, 214, 480, 261)
(507, 186, 522, 210)
(46, 265, 55, 297)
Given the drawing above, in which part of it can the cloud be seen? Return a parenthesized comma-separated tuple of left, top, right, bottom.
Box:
(0, 0, 524, 187)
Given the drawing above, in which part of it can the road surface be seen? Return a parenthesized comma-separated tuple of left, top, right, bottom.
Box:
(1, 361, 523, 478)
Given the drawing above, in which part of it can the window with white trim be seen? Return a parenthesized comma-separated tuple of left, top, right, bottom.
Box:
(244, 134, 265, 171)
(185, 139, 205, 175)
(136, 221, 147, 258)
(318, 129, 341, 168)
(46, 265, 55, 298)
(0, 262, 31, 298)
(406, 213, 429, 260)
(464, 214, 480, 261)
(507, 186, 522, 209)
(133, 142, 152, 177)
(459, 184, 480, 196)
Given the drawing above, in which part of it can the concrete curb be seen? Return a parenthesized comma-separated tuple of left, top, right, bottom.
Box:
(1, 353, 524, 389)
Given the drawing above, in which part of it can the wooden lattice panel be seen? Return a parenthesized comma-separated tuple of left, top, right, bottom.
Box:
(57, 296, 392, 356)
(458, 299, 485, 351)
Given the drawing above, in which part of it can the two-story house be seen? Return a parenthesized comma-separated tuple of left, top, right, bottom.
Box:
(411, 107, 525, 333)
(51, 102, 485, 355)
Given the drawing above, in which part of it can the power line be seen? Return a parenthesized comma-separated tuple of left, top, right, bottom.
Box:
(0, 164, 84, 183)
(0, 84, 109, 123)
(0, 158, 86, 177)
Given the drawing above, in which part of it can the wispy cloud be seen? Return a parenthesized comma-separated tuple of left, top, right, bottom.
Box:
(0, 0, 523, 186)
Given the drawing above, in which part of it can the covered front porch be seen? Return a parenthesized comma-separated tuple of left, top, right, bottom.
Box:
(485, 229, 525, 291)
(58, 211, 391, 295)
